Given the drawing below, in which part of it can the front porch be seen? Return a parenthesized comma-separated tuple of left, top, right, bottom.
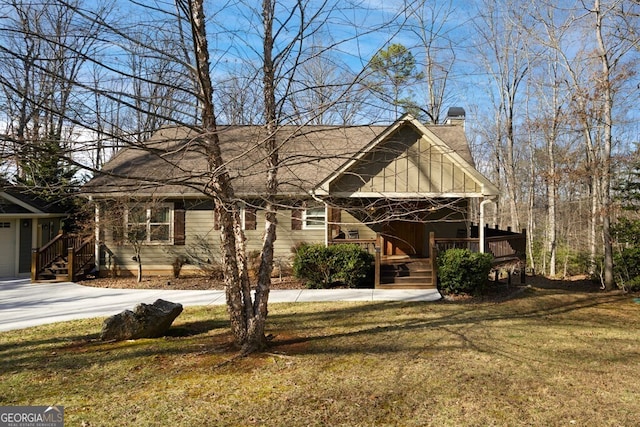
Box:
(328, 225, 527, 289)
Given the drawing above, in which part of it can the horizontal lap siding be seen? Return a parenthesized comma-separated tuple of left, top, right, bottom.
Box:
(250, 210, 325, 263)
(186, 209, 325, 260)
(102, 245, 179, 273)
(101, 207, 327, 275)
(336, 211, 376, 240)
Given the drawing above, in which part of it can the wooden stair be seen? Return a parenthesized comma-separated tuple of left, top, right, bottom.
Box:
(37, 256, 71, 282)
(377, 258, 436, 289)
(37, 255, 94, 282)
(32, 232, 96, 283)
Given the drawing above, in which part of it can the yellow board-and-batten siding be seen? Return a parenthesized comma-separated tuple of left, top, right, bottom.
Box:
(328, 126, 482, 197)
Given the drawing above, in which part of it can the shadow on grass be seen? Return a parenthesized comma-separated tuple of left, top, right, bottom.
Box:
(267, 285, 630, 358)
(165, 318, 227, 337)
(0, 280, 633, 375)
(0, 315, 230, 375)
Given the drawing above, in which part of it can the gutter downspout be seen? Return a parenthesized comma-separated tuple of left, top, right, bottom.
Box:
(479, 197, 495, 253)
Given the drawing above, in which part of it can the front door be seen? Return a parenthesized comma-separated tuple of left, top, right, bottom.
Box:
(382, 221, 425, 257)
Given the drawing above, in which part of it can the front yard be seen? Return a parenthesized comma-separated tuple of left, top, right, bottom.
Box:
(1, 281, 638, 426)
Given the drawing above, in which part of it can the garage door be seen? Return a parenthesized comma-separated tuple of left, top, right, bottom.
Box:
(0, 220, 16, 277)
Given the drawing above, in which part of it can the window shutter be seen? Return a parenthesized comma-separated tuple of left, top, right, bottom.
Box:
(245, 207, 257, 230)
(111, 205, 125, 244)
(174, 202, 185, 245)
(291, 208, 302, 230)
(329, 207, 341, 236)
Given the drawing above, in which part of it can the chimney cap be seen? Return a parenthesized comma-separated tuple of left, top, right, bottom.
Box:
(447, 107, 465, 118)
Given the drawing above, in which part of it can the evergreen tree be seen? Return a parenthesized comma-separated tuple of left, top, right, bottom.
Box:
(15, 133, 79, 207)
(611, 161, 640, 290)
(368, 43, 423, 119)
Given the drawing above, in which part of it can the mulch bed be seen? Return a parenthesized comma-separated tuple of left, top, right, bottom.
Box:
(79, 275, 306, 291)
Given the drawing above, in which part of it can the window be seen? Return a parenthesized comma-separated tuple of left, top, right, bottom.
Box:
(126, 204, 172, 243)
(0, 222, 10, 228)
(303, 207, 326, 229)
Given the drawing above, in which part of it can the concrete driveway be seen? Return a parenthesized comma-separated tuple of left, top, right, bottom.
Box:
(0, 278, 441, 332)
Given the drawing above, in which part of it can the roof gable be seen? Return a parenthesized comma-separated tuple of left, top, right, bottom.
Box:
(0, 183, 67, 215)
(315, 115, 499, 197)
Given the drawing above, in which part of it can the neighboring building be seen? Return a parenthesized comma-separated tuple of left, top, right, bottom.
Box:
(85, 112, 504, 287)
(0, 182, 68, 277)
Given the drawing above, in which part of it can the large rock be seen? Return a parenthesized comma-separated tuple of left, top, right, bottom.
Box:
(100, 299, 183, 341)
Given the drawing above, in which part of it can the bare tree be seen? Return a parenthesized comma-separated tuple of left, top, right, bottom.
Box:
(472, 0, 533, 231)
(288, 45, 365, 125)
(531, 0, 638, 286)
(405, 0, 458, 124)
(0, 0, 107, 191)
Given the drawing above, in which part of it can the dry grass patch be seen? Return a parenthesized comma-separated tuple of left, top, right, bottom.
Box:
(1, 287, 640, 426)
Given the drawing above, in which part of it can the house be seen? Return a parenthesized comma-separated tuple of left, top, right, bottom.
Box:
(81, 110, 522, 288)
(0, 182, 68, 278)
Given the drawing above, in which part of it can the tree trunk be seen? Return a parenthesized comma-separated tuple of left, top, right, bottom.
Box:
(187, 0, 253, 345)
(526, 139, 536, 274)
(547, 78, 560, 278)
(594, 0, 614, 290)
(505, 114, 520, 231)
(137, 255, 142, 283)
(242, 0, 280, 354)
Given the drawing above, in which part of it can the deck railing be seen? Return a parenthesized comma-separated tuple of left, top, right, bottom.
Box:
(433, 234, 526, 262)
(433, 230, 527, 284)
(327, 238, 378, 254)
(433, 237, 480, 254)
(31, 232, 95, 282)
(68, 236, 96, 281)
(324, 229, 527, 288)
(485, 234, 526, 261)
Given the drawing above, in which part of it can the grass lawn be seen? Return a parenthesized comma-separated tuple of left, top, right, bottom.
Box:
(1, 286, 639, 426)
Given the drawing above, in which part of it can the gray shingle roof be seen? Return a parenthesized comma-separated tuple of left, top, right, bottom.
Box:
(86, 118, 473, 198)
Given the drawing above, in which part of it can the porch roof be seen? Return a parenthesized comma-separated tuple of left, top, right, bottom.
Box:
(0, 181, 68, 216)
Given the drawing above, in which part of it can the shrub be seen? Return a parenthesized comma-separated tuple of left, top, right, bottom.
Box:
(438, 248, 493, 296)
(172, 256, 188, 279)
(614, 247, 640, 292)
(293, 243, 374, 289)
(330, 244, 375, 288)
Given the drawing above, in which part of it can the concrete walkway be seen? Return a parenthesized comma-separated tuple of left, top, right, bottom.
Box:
(0, 278, 441, 332)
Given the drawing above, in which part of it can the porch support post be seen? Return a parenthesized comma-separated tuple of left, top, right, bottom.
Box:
(429, 232, 437, 287)
(67, 246, 74, 282)
(374, 233, 381, 288)
(31, 249, 38, 283)
(479, 197, 496, 253)
(324, 203, 329, 246)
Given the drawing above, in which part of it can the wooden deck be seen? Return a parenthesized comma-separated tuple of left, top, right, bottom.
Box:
(329, 227, 527, 289)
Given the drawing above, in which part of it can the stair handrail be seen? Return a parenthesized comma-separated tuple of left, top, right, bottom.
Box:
(31, 231, 67, 282)
(32, 232, 95, 282)
(69, 235, 96, 281)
